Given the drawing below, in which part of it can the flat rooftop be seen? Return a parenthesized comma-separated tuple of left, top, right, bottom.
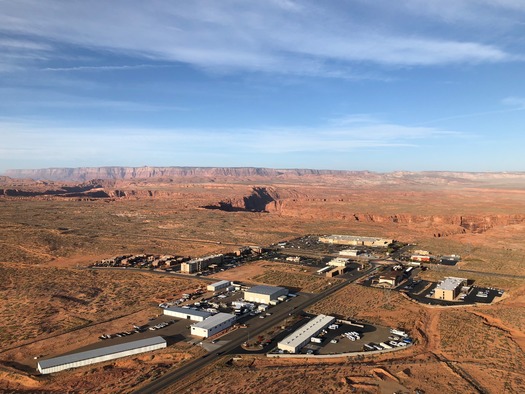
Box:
(436, 277, 467, 291)
(164, 307, 212, 318)
(320, 235, 392, 243)
(209, 280, 230, 287)
(245, 285, 287, 295)
(279, 315, 335, 350)
(38, 336, 166, 370)
(192, 313, 236, 330)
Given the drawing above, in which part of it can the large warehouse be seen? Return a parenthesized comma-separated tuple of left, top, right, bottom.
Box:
(278, 315, 336, 353)
(207, 280, 231, 292)
(37, 336, 167, 374)
(163, 307, 212, 321)
(319, 235, 393, 247)
(190, 313, 237, 338)
(244, 285, 288, 304)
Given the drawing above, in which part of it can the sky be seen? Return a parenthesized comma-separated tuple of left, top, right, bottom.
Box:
(1, 0, 525, 173)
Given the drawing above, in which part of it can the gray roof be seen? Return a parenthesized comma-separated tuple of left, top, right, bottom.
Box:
(279, 315, 335, 350)
(192, 313, 236, 330)
(38, 336, 166, 370)
(436, 277, 467, 291)
(245, 285, 287, 295)
(209, 280, 230, 287)
(164, 307, 212, 318)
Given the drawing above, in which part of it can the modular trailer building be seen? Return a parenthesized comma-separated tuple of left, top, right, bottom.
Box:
(278, 314, 336, 353)
(190, 313, 237, 338)
(37, 336, 167, 374)
(163, 307, 212, 321)
(207, 280, 231, 292)
(244, 285, 288, 304)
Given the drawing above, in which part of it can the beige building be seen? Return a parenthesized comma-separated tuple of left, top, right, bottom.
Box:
(181, 254, 223, 273)
(328, 257, 349, 267)
(434, 277, 467, 301)
(319, 235, 393, 247)
(378, 271, 403, 287)
(244, 285, 288, 304)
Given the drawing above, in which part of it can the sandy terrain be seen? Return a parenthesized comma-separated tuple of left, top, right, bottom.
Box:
(212, 260, 338, 293)
(0, 171, 524, 393)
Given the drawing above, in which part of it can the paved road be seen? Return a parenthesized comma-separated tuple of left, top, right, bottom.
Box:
(133, 265, 376, 394)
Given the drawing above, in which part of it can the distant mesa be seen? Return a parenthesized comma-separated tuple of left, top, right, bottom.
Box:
(3, 166, 356, 182)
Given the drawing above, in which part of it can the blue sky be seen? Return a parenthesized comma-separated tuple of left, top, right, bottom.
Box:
(1, 0, 525, 173)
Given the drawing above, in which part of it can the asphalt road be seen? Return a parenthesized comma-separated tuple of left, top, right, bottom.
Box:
(132, 265, 376, 394)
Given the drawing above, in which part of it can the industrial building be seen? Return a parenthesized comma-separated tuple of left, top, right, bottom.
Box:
(37, 336, 167, 374)
(207, 280, 231, 292)
(244, 285, 289, 304)
(410, 254, 431, 262)
(339, 249, 361, 257)
(190, 313, 237, 338)
(277, 315, 336, 353)
(328, 257, 349, 267)
(434, 277, 467, 301)
(378, 271, 403, 287)
(163, 307, 212, 321)
(319, 235, 393, 247)
(181, 254, 224, 273)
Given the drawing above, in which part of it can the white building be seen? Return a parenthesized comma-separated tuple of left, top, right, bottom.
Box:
(181, 254, 223, 273)
(339, 249, 360, 257)
(328, 257, 349, 267)
(190, 313, 237, 338)
(244, 285, 289, 304)
(163, 307, 212, 321)
(278, 315, 336, 353)
(37, 336, 167, 374)
(207, 280, 231, 292)
(319, 235, 393, 247)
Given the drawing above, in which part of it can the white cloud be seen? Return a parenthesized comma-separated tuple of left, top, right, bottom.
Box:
(502, 96, 525, 108)
(0, 0, 518, 77)
(0, 115, 460, 166)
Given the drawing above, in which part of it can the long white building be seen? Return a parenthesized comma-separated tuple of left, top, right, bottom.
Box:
(244, 285, 288, 304)
(163, 307, 212, 321)
(207, 280, 231, 292)
(278, 315, 335, 353)
(37, 336, 167, 374)
(190, 313, 237, 338)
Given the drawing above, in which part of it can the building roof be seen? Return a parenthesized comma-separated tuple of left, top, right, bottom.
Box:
(192, 313, 236, 330)
(279, 315, 335, 350)
(38, 336, 166, 370)
(320, 235, 392, 243)
(164, 307, 212, 318)
(245, 285, 287, 296)
(435, 277, 467, 291)
(209, 280, 230, 287)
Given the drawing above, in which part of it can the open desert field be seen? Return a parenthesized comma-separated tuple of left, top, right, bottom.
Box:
(0, 169, 524, 393)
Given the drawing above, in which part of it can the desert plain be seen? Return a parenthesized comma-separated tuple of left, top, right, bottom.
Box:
(0, 167, 524, 393)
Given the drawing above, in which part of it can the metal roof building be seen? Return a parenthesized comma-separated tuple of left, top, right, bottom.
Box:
(163, 307, 212, 321)
(207, 280, 231, 292)
(37, 336, 167, 374)
(244, 285, 288, 304)
(434, 277, 467, 301)
(319, 235, 393, 247)
(190, 313, 237, 338)
(278, 314, 336, 353)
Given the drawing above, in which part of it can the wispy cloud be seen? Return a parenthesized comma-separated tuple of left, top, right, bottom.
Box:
(0, 115, 460, 167)
(502, 96, 525, 109)
(0, 1, 520, 77)
(43, 64, 173, 72)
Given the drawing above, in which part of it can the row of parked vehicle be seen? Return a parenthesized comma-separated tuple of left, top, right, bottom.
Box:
(343, 331, 362, 341)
